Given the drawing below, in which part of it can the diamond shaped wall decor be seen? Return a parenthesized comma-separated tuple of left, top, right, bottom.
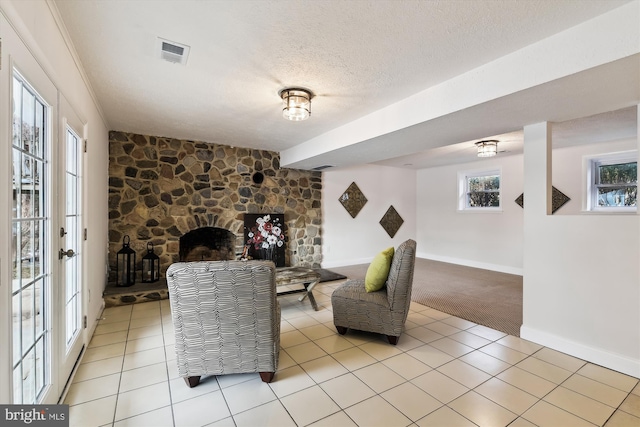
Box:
(551, 186, 570, 213)
(380, 205, 404, 238)
(514, 193, 524, 208)
(339, 182, 368, 218)
(513, 187, 570, 214)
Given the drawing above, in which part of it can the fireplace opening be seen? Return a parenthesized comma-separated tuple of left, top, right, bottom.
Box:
(179, 227, 237, 262)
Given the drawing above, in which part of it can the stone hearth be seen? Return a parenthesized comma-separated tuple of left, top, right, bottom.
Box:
(104, 280, 169, 307)
(104, 226, 237, 306)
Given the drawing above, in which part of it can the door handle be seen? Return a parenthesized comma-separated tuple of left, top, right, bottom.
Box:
(59, 248, 75, 260)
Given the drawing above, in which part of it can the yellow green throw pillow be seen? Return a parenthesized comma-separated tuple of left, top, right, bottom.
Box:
(364, 247, 395, 292)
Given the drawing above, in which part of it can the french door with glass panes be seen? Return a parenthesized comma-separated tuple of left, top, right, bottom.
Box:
(12, 70, 51, 404)
(11, 70, 85, 404)
(57, 96, 85, 390)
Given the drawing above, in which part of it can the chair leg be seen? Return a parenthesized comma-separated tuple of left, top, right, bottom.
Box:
(184, 376, 201, 388)
(259, 372, 275, 383)
(335, 326, 348, 335)
(386, 335, 399, 345)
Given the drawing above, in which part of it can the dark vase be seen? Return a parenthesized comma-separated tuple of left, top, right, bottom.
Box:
(260, 247, 276, 264)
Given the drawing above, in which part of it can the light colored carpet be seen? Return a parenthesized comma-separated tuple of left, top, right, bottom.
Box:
(330, 258, 523, 337)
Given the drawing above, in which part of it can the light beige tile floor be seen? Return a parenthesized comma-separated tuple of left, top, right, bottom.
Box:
(65, 280, 640, 427)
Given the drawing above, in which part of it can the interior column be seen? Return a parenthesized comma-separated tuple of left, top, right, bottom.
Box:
(521, 121, 551, 333)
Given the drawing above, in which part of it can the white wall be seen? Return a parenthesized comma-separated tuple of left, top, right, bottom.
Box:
(416, 155, 524, 274)
(322, 164, 416, 268)
(0, 0, 109, 402)
(522, 122, 639, 378)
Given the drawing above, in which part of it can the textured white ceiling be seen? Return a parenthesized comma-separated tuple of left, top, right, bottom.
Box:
(53, 0, 635, 169)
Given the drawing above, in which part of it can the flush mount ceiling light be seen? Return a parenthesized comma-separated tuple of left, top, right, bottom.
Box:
(476, 140, 498, 157)
(279, 88, 313, 121)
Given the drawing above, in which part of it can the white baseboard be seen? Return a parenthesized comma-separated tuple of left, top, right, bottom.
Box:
(89, 300, 106, 339)
(417, 252, 523, 276)
(521, 325, 640, 378)
(323, 253, 523, 275)
(322, 257, 373, 269)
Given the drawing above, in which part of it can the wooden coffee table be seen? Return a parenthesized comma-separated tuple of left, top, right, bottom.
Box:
(275, 267, 321, 311)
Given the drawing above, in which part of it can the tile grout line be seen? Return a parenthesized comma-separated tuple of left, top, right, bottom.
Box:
(111, 304, 132, 427)
(159, 301, 178, 427)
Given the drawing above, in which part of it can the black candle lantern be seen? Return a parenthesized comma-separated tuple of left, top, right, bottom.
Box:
(116, 235, 136, 287)
(142, 242, 160, 283)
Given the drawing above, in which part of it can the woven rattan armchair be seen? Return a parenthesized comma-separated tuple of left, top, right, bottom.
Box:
(331, 239, 416, 345)
(166, 260, 280, 387)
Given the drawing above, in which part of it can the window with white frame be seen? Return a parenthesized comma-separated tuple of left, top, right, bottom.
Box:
(587, 152, 637, 211)
(458, 169, 501, 210)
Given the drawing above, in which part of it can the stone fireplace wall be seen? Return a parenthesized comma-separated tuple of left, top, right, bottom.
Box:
(107, 131, 322, 283)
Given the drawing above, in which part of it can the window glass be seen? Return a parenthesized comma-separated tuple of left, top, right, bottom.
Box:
(588, 153, 637, 211)
(459, 169, 501, 210)
(595, 162, 637, 207)
(467, 174, 500, 207)
(12, 72, 49, 404)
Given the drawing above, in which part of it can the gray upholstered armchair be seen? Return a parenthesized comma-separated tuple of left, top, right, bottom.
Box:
(331, 239, 416, 345)
(166, 260, 280, 387)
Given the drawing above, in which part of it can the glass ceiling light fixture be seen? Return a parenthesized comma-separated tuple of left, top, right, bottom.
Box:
(279, 88, 313, 121)
(476, 140, 498, 157)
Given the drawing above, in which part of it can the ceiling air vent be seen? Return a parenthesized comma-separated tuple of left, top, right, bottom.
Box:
(312, 165, 334, 171)
(157, 37, 190, 65)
